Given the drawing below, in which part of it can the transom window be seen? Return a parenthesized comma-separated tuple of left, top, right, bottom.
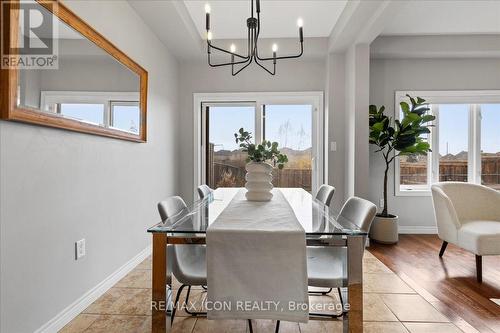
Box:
(40, 91, 140, 134)
(395, 91, 500, 195)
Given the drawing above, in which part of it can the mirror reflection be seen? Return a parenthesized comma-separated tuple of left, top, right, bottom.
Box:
(17, 1, 141, 135)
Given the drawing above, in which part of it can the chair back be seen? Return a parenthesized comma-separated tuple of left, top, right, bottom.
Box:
(338, 197, 377, 232)
(197, 184, 213, 200)
(158, 196, 186, 222)
(432, 182, 500, 223)
(315, 184, 335, 207)
(157, 196, 200, 284)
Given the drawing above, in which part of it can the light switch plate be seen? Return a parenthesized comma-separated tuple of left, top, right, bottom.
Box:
(330, 141, 337, 152)
(75, 239, 86, 260)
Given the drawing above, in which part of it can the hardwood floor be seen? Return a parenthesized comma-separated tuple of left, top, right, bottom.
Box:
(369, 235, 500, 333)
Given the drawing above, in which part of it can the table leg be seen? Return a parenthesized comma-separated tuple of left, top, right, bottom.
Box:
(343, 235, 364, 333)
(152, 233, 169, 333)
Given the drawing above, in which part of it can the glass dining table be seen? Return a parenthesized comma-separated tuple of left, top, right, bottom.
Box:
(147, 188, 367, 333)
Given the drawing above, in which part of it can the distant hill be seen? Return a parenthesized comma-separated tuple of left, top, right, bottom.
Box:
(440, 151, 468, 161)
(212, 147, 313, 169)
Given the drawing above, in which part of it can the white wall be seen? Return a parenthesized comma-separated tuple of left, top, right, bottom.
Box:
(369, 57, 500, 232)
(178, 60, 326, 202)
(0, 1, 180, 332)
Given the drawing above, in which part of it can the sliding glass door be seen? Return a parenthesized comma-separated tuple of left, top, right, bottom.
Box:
(201, 94, 323, 194)
(263, 104, 313, 191)
(204, 103, 255, 188)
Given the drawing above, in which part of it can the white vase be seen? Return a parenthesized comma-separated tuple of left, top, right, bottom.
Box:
(245, 162, 274, 201)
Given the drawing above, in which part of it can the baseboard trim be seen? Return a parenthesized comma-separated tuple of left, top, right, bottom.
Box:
(35, 245, 152, 333)
(399, 226, 437, 234)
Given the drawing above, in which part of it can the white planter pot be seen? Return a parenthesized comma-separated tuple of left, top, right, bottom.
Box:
(369, 214, 399, 244)
(245, 162, 274, 201)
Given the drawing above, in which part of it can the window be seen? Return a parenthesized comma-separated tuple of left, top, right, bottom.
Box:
(480, 104, 500, 190)
(110, 102, 140, 134)
(59, 103, 105, 126)
(437, 104, 469, 183)
(264, 104, 313, 191)
(396, 91, 500, 195)
(196, 92, 324, 196)
(40, 91, 140, 134)
(205, 104, 255, 188)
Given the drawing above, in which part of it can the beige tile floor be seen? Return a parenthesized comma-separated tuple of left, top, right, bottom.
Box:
(60, 251, 472, 333)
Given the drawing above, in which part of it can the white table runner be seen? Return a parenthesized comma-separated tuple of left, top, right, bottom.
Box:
(206, 189, 309, 323)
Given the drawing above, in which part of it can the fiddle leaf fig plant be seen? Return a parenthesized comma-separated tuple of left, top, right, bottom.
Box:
(369, 95, 435, 217)
(234, 128, 288, 169)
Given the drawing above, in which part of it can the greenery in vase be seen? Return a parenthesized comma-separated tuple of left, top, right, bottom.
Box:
(234, 128, 288, 169)
(369, 95, 435, 217)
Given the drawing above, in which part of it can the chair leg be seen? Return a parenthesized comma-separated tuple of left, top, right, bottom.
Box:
(439, 241, 448, 257)
(248, 319, 253, 333)
(171, 284, 188, 324)
(184, 285, 207, 316)
(337, 287, 344, 310)
(308, 287, 345, 319)
(476, 255, 482, 283)
(275, 320, 280, 333)
(308, 288, 332, 296)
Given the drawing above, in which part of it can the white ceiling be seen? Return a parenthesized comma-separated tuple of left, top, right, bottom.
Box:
(382, 0, 500, 35)
(184, 0, 347, 39)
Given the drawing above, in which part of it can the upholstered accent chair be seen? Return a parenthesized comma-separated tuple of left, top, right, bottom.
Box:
(431, 182, 500, 282)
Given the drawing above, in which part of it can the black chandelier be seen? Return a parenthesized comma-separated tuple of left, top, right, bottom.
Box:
(205, 0, 304, 76)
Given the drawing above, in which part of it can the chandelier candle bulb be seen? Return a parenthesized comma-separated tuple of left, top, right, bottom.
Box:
(205, 3, 210, 30)
(207, 31, 213, 41)
(230, 44, 236, 63)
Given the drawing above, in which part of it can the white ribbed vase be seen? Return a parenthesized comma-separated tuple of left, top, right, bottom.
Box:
(245, 162, 273, 201)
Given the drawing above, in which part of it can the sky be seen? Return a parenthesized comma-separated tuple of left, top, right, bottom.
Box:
(439, 104, 469, 155)
(439, 104, 500, 155)
(481, 104, 500, 154)
(59, 103, 140, 133)
(209, 104, 312, 151)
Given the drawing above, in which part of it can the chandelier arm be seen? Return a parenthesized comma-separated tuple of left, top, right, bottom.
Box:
(208, 52, 250, 67)
(208, 57, 250, 67)
(256, 41, 304, 61)
(254, 55, 276, 75)
(208, 41, 248, 60)
(232, 57, 253, 76)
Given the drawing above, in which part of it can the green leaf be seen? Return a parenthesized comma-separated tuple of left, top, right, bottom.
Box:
(400, 102, 410, 114)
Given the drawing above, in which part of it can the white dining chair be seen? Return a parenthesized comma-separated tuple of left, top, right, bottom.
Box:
(431, 182, 500, 283)
(306, 196, 377, 318)
(309, 184, 336, 296)
(158, 196, 207, 322)
(197, 184, 214, 200)
(315, 184, 335, 207)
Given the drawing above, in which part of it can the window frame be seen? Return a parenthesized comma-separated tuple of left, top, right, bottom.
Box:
(1, 0, 148, 142)
(395, 90, 500, 196)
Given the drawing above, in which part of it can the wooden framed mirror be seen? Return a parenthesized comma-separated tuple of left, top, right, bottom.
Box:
(0, 0, 148, 142)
